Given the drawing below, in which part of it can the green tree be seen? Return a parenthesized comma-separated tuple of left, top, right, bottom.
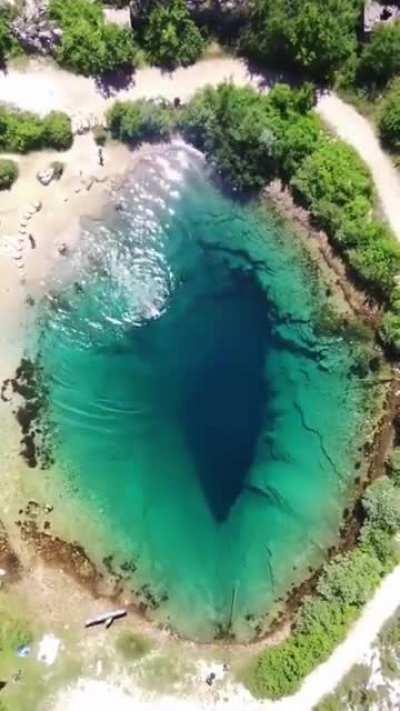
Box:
(358, 22, 400, 86)
(243, 0, 359, 81)
(381, 310, 400, 352)
(0, 158, 18, 190)
(348, 234, 400, 295)
(0, 11, 12, 64)
(277, 114, 322, 177)
(180, 83, 315, 190)
(362, 478, 400, 534)
(317, 550, 383, 606)
(43, 111, 73, 150)
(0, 107, 73, 153)
(291, 139, 373, 212)
(143, 0, 205, 68)
(379, 80, 400, 150)
(50, 0, 137, 76)
(107, 99, 174, 143)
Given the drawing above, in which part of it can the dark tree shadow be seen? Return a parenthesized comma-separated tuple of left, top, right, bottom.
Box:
(243, 56, 308, 91)
(95, 67, 136, 98)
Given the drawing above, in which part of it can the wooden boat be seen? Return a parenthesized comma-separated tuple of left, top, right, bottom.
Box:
(84, 608, 127, 628)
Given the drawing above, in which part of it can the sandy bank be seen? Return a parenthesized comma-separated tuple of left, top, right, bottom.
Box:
(0, 132, 133, 378)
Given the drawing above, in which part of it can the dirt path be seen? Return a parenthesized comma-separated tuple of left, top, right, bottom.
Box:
(316, 92, 400, 238)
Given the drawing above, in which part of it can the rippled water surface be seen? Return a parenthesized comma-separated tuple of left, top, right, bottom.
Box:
(37, 143, 364, 640)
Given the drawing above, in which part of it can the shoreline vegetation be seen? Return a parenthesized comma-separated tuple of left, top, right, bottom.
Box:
(0, 2, 400, 705)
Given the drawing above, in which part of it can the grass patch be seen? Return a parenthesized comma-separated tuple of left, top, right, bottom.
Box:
(115, 631, 152, 661)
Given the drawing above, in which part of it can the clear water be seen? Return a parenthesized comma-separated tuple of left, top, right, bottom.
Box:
(37, 143, 364, 641)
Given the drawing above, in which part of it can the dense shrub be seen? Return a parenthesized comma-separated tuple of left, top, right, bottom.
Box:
(142, 0, 205, 68)
(0, 11, 12, 64)
(358, 22, 400, 86)
(317, 550, 383, 606)
(291, 139, 373, 211)
(276, 113, 322, 177)
(0, 107, 72, 153)
(42, 111, 73, 150)
(106, 99, 175, 143)
(379, 81, 400, 150)
(348, 234, 400, 296)
(290, 139, 400, 297)
(242, 0, 359, 81)
(49, 0, 137, 76)
(246, 599, 357, 699)
(180, 82, 316, 190)
(381, 309, 400, 351)
(362, 478, 400, 534)
(0, 158, 18, 189)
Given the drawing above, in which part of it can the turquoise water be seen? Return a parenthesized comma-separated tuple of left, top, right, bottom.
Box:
(37, 143, 364, 641)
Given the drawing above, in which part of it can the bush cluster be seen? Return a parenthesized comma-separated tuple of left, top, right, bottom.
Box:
(179, 82, 317, 190)
(245, 471, 400, 699)
(358, 22, 400, 87)
(141, 0, 205, 69)
(0, 158, 18, 190)
(290, 138, 400, 298)
(49, 0, 137, 76)
(379, 80, 400, 151)
(0, 107, 73, 153)
(0, 10, 12, 65)
(242, 0, 360, 81)
(106, 99, 175, 143)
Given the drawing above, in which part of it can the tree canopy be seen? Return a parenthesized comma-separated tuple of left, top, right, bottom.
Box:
(379, 80, 400, 150)
(0, 107, 73, 153)
(358, 22, 400, 86)
(49, 0, 137, 76)
(0, 158, 18, 190)
(142, 0, 205, 68)
(242, 0, 360, 81)
(106, 99, 174, 143)
(0, 11, 12, 65)
(180, 82, 316, 190)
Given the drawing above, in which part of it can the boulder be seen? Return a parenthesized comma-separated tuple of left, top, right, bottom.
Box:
(11, 0, 62, 56)
(36, 167, 55, 186)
